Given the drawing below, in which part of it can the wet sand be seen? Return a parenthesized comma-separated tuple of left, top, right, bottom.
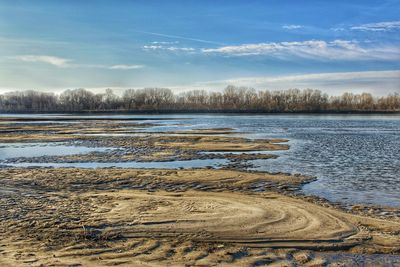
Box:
(0, 168, 399, 266)
(0, 118, 399, 266)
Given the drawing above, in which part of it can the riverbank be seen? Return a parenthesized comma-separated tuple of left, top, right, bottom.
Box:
(0, 168, 399, 266)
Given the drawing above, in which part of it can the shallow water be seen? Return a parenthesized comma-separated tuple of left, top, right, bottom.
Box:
(0, 143, 112, 160)
(319, 252, 400, 266)
(159, 114, 400, 207)
(9, 159, 227, 169)
(2, 113, 400, 207)
(0, 141, 227, 169)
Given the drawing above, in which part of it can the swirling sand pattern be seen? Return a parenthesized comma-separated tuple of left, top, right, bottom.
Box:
(0, 169, 399, 266)
(92, 190, 359, 249)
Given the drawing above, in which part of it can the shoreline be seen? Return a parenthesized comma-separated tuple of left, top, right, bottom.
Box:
(1, 110, 400, 115)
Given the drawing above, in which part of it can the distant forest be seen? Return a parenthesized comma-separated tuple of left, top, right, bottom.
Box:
(0, 86, 399, 113)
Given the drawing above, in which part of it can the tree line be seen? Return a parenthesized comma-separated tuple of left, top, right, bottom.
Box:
(0, 86, 399, 113)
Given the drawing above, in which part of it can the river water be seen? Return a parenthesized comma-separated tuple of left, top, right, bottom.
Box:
(1, 114, 399, 207)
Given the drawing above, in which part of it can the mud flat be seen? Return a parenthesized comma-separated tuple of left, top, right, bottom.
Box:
(0, 120, 154, 142)
(0, 117, 399, 266)
(0, 168, 399, 266)
(0, 119, 285, 163)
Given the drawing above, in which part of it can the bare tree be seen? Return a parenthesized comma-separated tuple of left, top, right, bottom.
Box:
(1, 86, 399, 113)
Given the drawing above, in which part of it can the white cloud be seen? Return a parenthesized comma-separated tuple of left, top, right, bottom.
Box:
(151, 41, 179, 44)
(221, 70, 400, 84)
(166, 46, 195, 52)
(143, 45, 163, 50)
(202, 40, 400, 61)
(109, 64, 144, 70)
(282, 24, 303, 30)
(13, 55, 144, 70)
(143, 45, 195, 52)
(331, 27, 346, 32)
(165, 70, 399, 96)
(351, 21, 400, 32)
(15, 55, 70, 67)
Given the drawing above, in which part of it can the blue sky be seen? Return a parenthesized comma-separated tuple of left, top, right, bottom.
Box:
(0, 0, 399, 95)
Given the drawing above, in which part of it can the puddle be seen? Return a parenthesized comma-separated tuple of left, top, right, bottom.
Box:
(0, 143, 113, 161)
(73, 133, 149, 137)
(6, 158, 228, 169)
(201, 151, 272, 155)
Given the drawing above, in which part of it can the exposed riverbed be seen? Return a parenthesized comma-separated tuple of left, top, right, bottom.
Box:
(1, 114, 399, 207)
(0, 114, 399, 266)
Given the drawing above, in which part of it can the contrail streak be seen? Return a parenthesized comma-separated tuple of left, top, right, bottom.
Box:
(132, 30, 225, 45)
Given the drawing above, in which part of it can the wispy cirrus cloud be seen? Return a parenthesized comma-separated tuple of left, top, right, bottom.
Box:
(13, 55, 144, 70)
(220, 70, 400, 85)
(173, 70, 400, 95)
(15, 55, 71, 67)
(351, 21, 400, 32)
(202, 40, 400, 61)
(108, 64, 144, 70)
(143, 45, 195, 52)
(151, 41, 179, 45)
(282, 24, 303, 30)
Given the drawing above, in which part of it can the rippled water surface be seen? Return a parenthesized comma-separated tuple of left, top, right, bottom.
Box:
(8, 159, 228, 169)
(2, 114, 400, 207)
(0, 143, 112, 160)
(116, 114, 400, 207)
(176, 114, 399, 207)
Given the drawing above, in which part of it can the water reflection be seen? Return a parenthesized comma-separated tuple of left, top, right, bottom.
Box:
(8, 159, 227, 169)
(0, 143, 112, 160)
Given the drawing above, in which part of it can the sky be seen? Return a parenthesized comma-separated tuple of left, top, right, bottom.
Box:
(0, 0, 399, 95)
